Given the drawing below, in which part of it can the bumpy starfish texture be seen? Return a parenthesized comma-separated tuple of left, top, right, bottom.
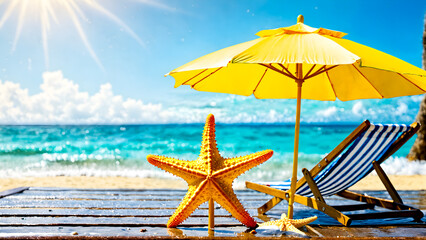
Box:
(258, 213, 317, 235)
(147, 114, 273, 228)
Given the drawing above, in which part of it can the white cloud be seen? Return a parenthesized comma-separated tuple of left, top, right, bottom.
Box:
(410, 95, 424, 103)
(0, 71, 422, 124)
(316, 106, 338, 118)
(0, 71, 170, 124)
(352, 101, 366, 116)
(395, 102, 408, 115)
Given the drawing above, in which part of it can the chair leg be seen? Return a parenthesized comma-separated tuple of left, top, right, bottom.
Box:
(246, 181, 352, 226)
(258, 196, 283, 215)
(337, 190, 424, 222)
(337, 190, 406, 210)
(372, 161, 403, 204)
(302, 168, 326, 203)
(246, 181, 288, 214)
(300, 168, 353, 225)
(293, 194, 352, 226)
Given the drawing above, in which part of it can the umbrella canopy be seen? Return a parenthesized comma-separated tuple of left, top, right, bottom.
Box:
(166, 15, 426, 219)
(168, 16, 426, 100)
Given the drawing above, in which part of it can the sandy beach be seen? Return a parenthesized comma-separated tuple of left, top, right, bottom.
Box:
(1, 175, 425, 192)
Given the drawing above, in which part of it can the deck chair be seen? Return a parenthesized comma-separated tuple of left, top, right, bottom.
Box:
(246, 120, 424, 226)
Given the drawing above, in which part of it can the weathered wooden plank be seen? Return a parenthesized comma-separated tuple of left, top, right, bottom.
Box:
(26, 187, 263, 193)
(28, 187, 189, 192)
(347, 209, 425, 221)
(0, 225, 424, 238)
(0, 200, 172, 209)
(14, 197, 414, 211)
(26, 187, 424, 198)
(0, 226, 256, 238)
(6, 194, 269, 202)
(0, 199, 268, 209)
(0, 215, 263, 226)
(0, 208, 306, 223)
(26, 188, 265, 196)
(0, 208, 260, 217)
(6, 195, 184, 201)
(0, 226, 163, 237)
(0, 187, 29, 198)
(1, 188, 424, 222)
(14, 190, 266, 200)
(13, 188, 422, 211)
(0, 213, 234, 218)
(24, 190, 186, 196)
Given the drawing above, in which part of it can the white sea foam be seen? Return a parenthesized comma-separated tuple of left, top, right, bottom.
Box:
(0, 167, 175, 179)
(1, 157, 422, 181)
(376, 157, 426, 175)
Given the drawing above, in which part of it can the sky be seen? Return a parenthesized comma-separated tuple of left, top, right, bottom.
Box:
(0, 0, 425, 124)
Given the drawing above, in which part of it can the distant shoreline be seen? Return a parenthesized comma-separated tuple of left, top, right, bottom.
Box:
(1, 175, 425, 192)
(0, 122, 394, 127)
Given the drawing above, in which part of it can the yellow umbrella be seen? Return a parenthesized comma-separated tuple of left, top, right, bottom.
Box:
(166, 15, 426, 219)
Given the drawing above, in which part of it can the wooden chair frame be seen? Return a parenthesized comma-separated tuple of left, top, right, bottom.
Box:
(246, 120, 424, 226)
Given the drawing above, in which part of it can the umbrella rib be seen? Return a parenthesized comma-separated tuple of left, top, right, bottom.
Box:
(260, 64, 297, 80)
(396, 73, 426, 92)
(305, 65, 325, 79)
(278, 63, 297, 79)
(253, 68, 268, 94)
(326, 69, 338, 98)
(181, 69, 208, 86)
(305, 65, 338, 80)
(351, 64, 384, 98)
(303, 64, 317, 79)
(191, 68, 223, 88)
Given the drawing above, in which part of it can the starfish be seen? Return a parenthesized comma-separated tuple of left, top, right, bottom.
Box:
(258, 213, 317, 235)
(147, 114, 273, 228)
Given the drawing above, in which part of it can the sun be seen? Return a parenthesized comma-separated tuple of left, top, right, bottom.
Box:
(0, 0, 171, 70)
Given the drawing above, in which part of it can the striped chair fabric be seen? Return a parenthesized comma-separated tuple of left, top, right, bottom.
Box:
(262, 123, 411, 198)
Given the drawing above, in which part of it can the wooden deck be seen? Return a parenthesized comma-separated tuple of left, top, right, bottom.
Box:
(0, 187, 424, 238)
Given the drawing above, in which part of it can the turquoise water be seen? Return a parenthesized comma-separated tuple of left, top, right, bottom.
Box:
(0, 124, 423, 182)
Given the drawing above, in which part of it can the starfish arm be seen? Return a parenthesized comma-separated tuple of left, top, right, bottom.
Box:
(167, 179, 210, 228)
(198, 114, 222, 175)
(281, 223, 306, 235)
(258, 219, 281, 227)
(259, 214, 314, 236)
(213, 150, 273, 179)
(210, 179, 257, 228)
(200, 114, 219, 153)
(147, 154, 207, 182)
(289, 216, 318, 228)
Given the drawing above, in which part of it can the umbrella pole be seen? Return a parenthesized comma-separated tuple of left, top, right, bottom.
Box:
(208, 198, 214, 230)
(288, 64, 303, 219)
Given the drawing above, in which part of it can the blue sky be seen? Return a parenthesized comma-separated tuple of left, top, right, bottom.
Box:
(0, 0, 425, 124)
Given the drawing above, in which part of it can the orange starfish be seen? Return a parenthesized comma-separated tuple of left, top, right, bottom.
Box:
(147, 114, 273, 228)
(258, 213, 317, 235)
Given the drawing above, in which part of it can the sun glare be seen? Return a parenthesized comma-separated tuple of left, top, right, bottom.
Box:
(0, 0, 165, 70)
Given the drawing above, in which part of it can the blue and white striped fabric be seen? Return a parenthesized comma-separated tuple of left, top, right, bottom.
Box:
(262, 124, 411, 198)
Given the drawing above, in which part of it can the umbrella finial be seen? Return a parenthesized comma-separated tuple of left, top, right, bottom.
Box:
(297, 15, 304, 23)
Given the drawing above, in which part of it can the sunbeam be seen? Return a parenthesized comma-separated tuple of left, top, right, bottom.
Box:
(0, 0, 169, 70)
(64, 0, 104, 70)
(84, 0, 145, 47)
(0, 0, 18, 28)
(11, 0, 28, 52)
(40, 0, 51, 68)
(134, 0, 176, 12)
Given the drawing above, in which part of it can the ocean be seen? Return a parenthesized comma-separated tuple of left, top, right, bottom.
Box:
(0, 124, 424, 183)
